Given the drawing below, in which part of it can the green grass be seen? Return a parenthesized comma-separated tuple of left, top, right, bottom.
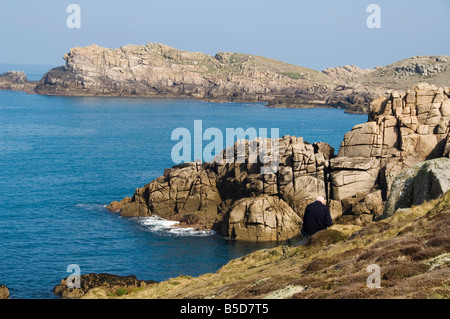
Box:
(115, 288, 128, 296)
(281, 72, 305, 80)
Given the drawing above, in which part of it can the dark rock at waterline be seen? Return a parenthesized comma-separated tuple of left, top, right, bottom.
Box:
(53, 273, 156, 299)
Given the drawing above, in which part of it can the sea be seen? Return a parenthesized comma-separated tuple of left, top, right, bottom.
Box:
(0, 64, 367, 298)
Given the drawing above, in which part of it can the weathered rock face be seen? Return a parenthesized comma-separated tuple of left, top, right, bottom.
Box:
(331, 84, 450, 223)
(117, 162, 223, 229)
(0, 285, 9, 299)
(53, 273, 156, 299)
(109, 136, 334, 241)
(330, 157, 380, 201)
(214, 137, 331, 217)
(381, 158, 450, 219)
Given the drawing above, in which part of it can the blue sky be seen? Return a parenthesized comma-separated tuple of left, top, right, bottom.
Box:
(0, 0, 449, 70)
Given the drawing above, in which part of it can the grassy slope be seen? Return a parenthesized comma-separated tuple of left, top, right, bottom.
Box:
(155, 45, 450, 89)
(140, 43, 337, 85)
(84, 191, 450, 299)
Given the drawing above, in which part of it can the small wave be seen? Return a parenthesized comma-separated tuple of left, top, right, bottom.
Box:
(134, 215, 216, 237)
(75, 203, 108, 211)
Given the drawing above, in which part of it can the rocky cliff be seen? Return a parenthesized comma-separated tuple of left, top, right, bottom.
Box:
(108, 83, 450, 241)
(31, 43, 450, 114)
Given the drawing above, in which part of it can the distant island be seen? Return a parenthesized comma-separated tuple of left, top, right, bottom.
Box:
(1, 43, 450, 114)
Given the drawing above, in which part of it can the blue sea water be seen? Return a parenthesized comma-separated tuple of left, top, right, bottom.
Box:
(0, 68, 367, 299)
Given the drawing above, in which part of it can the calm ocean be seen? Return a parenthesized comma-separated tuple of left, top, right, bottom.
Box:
(0, 65, 367, 298)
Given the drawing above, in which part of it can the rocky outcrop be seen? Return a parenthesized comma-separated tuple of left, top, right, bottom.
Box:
(330, 84, 450, 223)
(35, 42, 378, 112)
(53, 273, 156, 299)
(0, 71, 36, 93)
(1, 71, 27, 84)
(381, 158, 450, 219)
(322, 65, 374, 81)
(0, 285, 9, 299)
(109, 136, 334, 241)
(108, 84, 450, 238)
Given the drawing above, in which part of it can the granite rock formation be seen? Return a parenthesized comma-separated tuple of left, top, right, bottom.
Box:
(108, 136, 333, 241)
(331, 83, 450, 224)
(108, 84, 450, 239)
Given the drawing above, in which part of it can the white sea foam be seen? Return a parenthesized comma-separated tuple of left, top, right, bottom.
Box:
(135, 215, 216, 237)
(76, 203, 107, 209)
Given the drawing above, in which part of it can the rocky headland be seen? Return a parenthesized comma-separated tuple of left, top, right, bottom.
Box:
(108, 83, 450, 242)
(2, 43, 450, 114)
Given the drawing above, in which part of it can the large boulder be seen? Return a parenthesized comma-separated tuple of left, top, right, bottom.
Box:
(340, 83, 449, 163)
(381, 157, 450, 219)
(223, 195, 301, 242)
(330, 157, 380, 201)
